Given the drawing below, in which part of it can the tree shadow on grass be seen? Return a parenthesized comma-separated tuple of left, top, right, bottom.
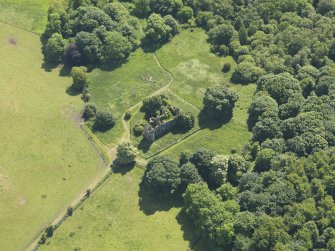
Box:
(176, 209, 205, 251)
(112, 161, 136, 175)
(198, 110, 233, 130)
(141, 37, 165, 53)
(138, 181, 182, 215)
(137, 137, 153, 153)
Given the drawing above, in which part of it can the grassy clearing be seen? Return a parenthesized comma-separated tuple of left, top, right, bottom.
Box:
(155, 28, 237, 109)
(0, 23, 103, 250)
(0, 0, 65, 33)
(41, 167, 191, 251)
(130, 89, 201, 158)
(88, 49, 171, 145)
(163, 84, 256, 160)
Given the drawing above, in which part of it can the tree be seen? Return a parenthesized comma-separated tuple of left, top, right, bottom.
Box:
(256, 73, 302, 105)
(179, 162, 203, 193)
(203, 85, 239, 121)
(75, 31, 102, 64)
(65, 43, 81, 66)
(209, 155, 229, 187)
(175, 111, 195, 132)
(232, 62, 265, 84)
(141, 94, 168, 117)
(149, 0, 183, 16)
(251, 214, 290, 250)
(133, 0, 151, 17)
(163, 15, 179, 36)
(208, 24, 235, 46)
(216, 183, 238, 201)
(190, 148, 215, 182)
(71, 66, 90, 92)
(227, 154, 247, 185)
(115, 141, 138, 165)
(83, 102, 97, 120)
(248, 92, 278, 129)
(95, 108, 115, 130)
(254, 148, 276, 172)
(102, 31, 132, 62)
(177, 6, 194, 23)
(143, 156, 181, 197)
(44, 33, 66, 64)
(145, 13, 171, 44)
(317, 0, 335, 14)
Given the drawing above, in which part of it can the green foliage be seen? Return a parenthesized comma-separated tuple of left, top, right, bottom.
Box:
(203, 85, 239, 120)
(71, 66, 90, 92)
(254, 148, 276, 172)
(95, 108, 116, 130)
(116, 141, 138, 165)
(44, 33, 66, 64)
(102, 31, 132, 62)
(232, 62, 265, 84)
(179, 162, 203, 192)
(175, 111, 195, 132)
(143, 156, 181, 198)
(177, 6, 193, 23)
(141, 94, 168, 118)
(145, 13, 174, 44)
(83, 102, 97, 120)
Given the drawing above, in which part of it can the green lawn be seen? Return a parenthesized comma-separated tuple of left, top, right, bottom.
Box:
(163, 84, 256, 161)
(88, 49, 171, 146)
(0, 0, 64, 33)
(155, 28, 237, 109)
(41, 167, 191, 251)
(0, 23, 103, 251)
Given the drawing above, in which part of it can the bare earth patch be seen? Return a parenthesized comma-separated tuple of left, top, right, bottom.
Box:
(7, 37, 17, 45)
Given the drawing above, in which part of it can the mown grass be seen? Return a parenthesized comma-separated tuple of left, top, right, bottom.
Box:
(130, 89, 201, 158)
(0, 0, 65, 33)
(88, 49, 171, 145)
(0, 23, 103, 251)
(41, 167, 191, 251)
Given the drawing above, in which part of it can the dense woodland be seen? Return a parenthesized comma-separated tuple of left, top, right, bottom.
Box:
(43, 0, 335, 250)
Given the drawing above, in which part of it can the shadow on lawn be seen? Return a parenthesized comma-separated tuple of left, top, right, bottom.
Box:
(112, 161, 136, 175)
(138, 182, 182, 215)
(176, 209, 205, 251)
(198, 109, 232, 130)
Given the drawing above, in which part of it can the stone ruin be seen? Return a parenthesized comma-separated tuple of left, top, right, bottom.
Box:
(143, 109, 180, 142)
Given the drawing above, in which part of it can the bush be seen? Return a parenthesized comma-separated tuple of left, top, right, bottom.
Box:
(83, 102, 97, 120)
(124, 111, 132, 120)
(71, 66, 90, 93)
(175, 111, 195, 132)
(222, 62, 231, 72)
(95, 109, 115, 130)
(116, 141, 138, 165)
(67, 207, 73, 216)
(141, 94, 168, 118)
(133, 120, 147, 137)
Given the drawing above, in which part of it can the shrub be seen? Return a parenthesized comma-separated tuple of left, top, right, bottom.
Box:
(222, 62, 231, 72)
(124, 111, 132, 120)
(83, 102, 97, 120)
(71, 66, 90, 93)
(141, 94, 168, 117)
(175, 111, 195, 132)
(67, 207, 73, 216)
(116, 141, 138, 165)
(133, 120, 147, 137)
(95, 108, 115, 130)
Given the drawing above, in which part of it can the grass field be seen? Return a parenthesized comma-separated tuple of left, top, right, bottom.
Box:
(0, 0, 65, 33)
(0, 23, 103, 250)
(155, 28, 237, 109)
(88, 49, 171, 146)
(40, 167, 191, 251)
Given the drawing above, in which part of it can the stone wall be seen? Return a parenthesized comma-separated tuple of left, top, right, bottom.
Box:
(143, 119, 176, 142)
